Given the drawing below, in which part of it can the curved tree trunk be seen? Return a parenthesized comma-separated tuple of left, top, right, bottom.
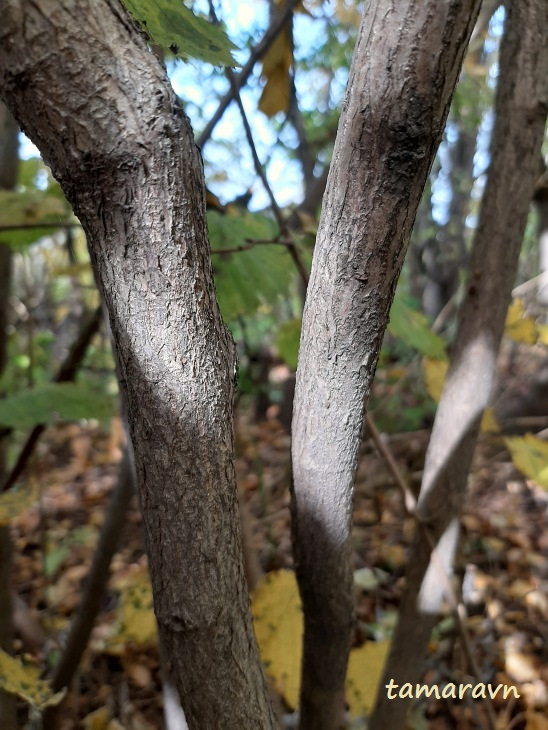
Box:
(0, 2, 276, 728)
(370, 2, 548, 728)
(290, 2, 481, 728)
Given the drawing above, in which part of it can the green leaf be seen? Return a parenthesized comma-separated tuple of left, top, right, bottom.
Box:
(44, 546, 69, 578)
(209, 211, 295, 321)
(275, 319, 301, 370)
(0, 189, 69, 249)
(0, 383, 115, 429)
(122, 0, 238, 66)
(388, 296, 447, 360)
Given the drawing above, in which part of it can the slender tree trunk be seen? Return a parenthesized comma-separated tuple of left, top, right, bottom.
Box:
(0, 2, 276, 728)
(370, 3, 548, 728)
(0, 99, 19, 730)
(290, 2, 481, 728)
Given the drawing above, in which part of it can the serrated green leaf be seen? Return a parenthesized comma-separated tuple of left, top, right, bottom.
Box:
(388, 296, 447, 360)
(0, 383, 115, 428)
(209, 210, 295, 321)
(122, 0, 238, 66)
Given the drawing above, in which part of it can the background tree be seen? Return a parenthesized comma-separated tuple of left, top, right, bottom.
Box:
(371, 2, 548, 726)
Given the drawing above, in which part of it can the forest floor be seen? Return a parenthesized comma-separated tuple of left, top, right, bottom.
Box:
(8, 398, 548, 729)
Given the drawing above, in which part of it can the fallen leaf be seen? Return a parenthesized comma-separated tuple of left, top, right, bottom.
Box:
(505, 298, 538, 345)
(0, 649, 65, 710)
(505, 434, 548, 490)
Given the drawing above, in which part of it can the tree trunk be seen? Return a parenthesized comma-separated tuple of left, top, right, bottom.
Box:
(370, 2, 548, 728)
(0, 2, 276, 728)
(290, 2, 481, 728)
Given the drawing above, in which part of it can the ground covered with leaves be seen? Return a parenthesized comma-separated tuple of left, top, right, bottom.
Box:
(6, 395, 548, 729)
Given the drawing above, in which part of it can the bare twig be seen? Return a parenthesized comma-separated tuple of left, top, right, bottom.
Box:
(1, 306, 103, 492)
(197, 0, 301, 149)
(0, 221, 80, 232)
(207, 1, 309, 290)
(229, 82, 309, 287)
(211, 243, 255, 255)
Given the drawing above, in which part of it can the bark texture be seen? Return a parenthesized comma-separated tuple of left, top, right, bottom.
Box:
(370, 2, 548, 728)
(0, 2, 276, 728)
(290, 2, 481, 728)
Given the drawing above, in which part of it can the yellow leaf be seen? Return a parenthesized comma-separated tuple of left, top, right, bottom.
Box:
(82, 706, 112, 730)
(346, 640, 391, 718)
(0, 649, 65, 709)
(505, 298, 537, 345)
(0, 482, 39, 525)
(251, 570, 302, 708)
(422, 357, 448, 403)
(110, 568, 158, 647)
(505, 434, 548, 490)
(480, 407, 500, 433)
(333, 0, 362, 25)
(525, 709, 548, 730)
(259, 22, 292, 117)
(251, 570, 390, 714)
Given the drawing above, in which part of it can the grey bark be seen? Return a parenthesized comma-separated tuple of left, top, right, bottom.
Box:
(370, 2, 548, 728)
(290, 2, 481, 728)
(0, 99, 19, 730)
(0, 2, 276, 728)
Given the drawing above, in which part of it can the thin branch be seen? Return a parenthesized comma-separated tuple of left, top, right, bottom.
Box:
(232, 92, 309, 286)
(196, 0, 301, 149)
(207, 1, 309, 289)
(1, 306, 102, 492)
(211, 243, 255, 255)
(287, 79, 316, 189)
(0, 221, 80, 232)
